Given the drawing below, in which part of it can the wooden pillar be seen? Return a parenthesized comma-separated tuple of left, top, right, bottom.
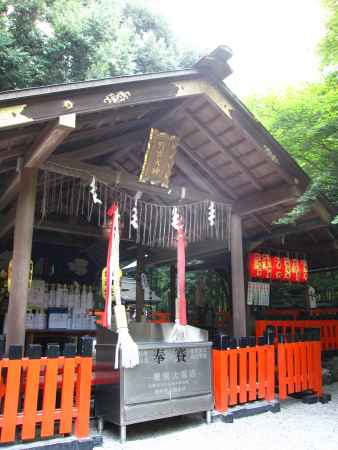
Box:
(230, 214, 247, 337)
(169, 265, 176, 322)
(135, 245, 145, 322)
(6, 168, 37, 348)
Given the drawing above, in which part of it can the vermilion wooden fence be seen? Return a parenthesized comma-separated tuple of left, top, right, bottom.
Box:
(0, 339, 93, 444)
(256, 319, 338, 351)
(277, 341, 322, 400)
(213, 344, 275, 412)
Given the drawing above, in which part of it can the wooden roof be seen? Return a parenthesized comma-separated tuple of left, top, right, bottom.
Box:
(0, 46, 333, 256)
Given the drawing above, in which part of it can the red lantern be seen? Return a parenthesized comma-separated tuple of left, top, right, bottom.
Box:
(290, 258, 300, 283)
(261, 254, 272, 279)
(271, 256, 282, 280)
(281, 256, 291, 281)
(299, 259, 308, 283)
(249, 252, 262, 278)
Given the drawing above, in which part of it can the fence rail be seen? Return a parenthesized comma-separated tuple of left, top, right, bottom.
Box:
(256, 319, 338, 351)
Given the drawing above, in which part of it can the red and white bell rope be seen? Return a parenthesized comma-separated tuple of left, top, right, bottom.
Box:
(103, 203, 139, 368)
(177, 219, 187, 326)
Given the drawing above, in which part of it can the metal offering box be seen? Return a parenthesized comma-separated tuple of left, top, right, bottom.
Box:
(95, 323, 213, 442)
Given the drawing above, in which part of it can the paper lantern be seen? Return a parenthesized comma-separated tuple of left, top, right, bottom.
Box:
(299, 259, 309, 283)
(290, 258, 300, 283)
(249, 252, 262, 278)
(261, 254, 272, 279)
(271, 256, 282, 280)
(280, 256, 291, 281)
(249, 252, 308, 284)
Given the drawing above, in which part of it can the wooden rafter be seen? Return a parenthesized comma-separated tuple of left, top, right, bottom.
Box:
(44, 156, 223, 203)
(185, 110, 263, 190)
(178, 141, 236, 200)
(59, 128, 145, 162)
(175, 150, 222, 197)
(233, 183, 300, 216)
(0, 114, 76, 211)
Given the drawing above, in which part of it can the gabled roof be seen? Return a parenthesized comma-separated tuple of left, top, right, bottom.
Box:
(0, 46, 333, 243)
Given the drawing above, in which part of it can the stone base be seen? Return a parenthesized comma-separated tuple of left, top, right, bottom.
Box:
(211, 400, 280, 423)
(2, 435, 103, 450)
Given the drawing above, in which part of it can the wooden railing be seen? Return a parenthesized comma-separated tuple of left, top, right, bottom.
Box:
(213, 335, 323, 411)
(277, 341, 322, 400)
(0, 337, 93, 444)
(213, 340, 275, 412)
(256, 319, 338, 351)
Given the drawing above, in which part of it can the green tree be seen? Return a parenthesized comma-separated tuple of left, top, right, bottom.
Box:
(319, 0, 338, 72)
(246, 0, 338, 224)
(0, 0, 199, 90)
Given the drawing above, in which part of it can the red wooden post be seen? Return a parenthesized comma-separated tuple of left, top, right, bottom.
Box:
(75, 356, 93, 438)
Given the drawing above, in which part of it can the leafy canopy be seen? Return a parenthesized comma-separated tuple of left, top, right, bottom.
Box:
(0, 0, 198, 90)
(246, 0, 338, 224)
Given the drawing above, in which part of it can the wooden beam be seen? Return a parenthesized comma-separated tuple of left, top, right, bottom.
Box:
(6, 168, 37, 348)
(0, 147, 23, 163)
(0, 114, 76, 211)
(0, 75, 206, 129)
(178, 141, 236, 200)
(60, 128, 145, 161)
(44, 156, 225, 203)
(35, 219, 105, 239)
(146, 239, 226, 267)
(175, 150, 221, 196)
(234, 184, 300, 216)
(248, 218, 326, 242)
(185, 110, 263, 190)
(231, 214, 247, 337)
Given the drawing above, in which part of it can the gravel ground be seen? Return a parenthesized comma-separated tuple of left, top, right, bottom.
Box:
(94, 383, 338, 450)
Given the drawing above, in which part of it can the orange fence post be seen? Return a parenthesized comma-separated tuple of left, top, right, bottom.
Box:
(0, 358, 22, 443)
(257, 346, 267, 399)
(213, 350, 229, 412)
(74, 356, 93, 438)
(277, 343, 287, 400)
(248, 347, 257, 401)
(266, 345, 275, 401)
(60, 356, 77, 434)
(239, 348, 247, 404)
(22, 357, 42, 440)
(41, 355, 59, 438)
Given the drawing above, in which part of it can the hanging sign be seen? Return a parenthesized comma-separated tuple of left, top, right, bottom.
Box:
(249, 253, 308, 283)
(8, 259, 33, 292)
(139, 128, 179, 188)
(247, 281, 270, 306)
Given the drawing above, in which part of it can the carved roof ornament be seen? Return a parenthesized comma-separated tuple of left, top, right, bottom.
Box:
(103, 90, 131, 105)
(0, 105, 32, 129)
(263, 145, 280, 165)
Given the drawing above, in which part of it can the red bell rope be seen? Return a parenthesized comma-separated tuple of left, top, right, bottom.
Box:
(177, 220, 187, 326)
(103, 203, 118, 328)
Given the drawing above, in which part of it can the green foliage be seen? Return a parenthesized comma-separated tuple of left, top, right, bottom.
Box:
(319, 0, 338, 72)
(246, 0, 338, 225)
(0, 0, 199, 90)
(147, 267, 229, 312)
